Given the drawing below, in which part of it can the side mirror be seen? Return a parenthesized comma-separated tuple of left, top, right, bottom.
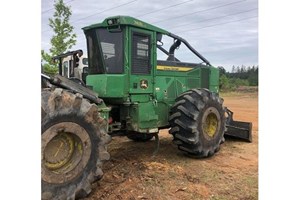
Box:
(157, 33, 163, 46)
(82, 67, 89, 84)
(157, 33, 162, 42)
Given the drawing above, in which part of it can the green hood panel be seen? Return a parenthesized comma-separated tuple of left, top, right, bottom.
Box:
(86, 74, 127, 98)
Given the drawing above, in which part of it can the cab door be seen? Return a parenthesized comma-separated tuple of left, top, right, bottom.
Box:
(129, 28, 154, 95)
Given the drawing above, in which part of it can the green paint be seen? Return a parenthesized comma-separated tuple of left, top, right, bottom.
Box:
(82, 16, 220, 133)
(86, 74, 127, 98)
(97, 102, 110, 119)
(209, 66, 220, 93)
(83, 16, 168, 35)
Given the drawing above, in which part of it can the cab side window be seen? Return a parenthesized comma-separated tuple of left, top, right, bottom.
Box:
(131, 32, 151, 74)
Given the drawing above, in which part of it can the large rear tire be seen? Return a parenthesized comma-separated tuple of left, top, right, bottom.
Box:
(169, 89, 226, 158)
(41, 88, 111, 200)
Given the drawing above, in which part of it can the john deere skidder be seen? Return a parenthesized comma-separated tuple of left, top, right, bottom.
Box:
(41, 16, 252, 199)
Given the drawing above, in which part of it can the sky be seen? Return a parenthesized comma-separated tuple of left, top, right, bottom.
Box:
(41, 0, 258, 72)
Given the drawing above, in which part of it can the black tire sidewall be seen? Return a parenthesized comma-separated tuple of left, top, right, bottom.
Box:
(196, 97, 225, 151)
(42, 113, 99, 191)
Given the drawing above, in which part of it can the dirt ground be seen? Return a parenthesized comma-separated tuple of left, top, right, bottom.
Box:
(84, 91, 258, 200)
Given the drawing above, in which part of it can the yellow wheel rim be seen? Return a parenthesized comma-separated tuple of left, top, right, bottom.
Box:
(42, 122, 91, 184)
(201, 107, 221, 140)
(44, 132, 75, 170)
(204, 113, 218, 137)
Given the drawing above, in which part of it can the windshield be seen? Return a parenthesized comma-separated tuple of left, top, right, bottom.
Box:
(85, 28, 124, 74)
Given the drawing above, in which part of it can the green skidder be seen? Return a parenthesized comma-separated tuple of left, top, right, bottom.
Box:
(41, 16, 252, 199)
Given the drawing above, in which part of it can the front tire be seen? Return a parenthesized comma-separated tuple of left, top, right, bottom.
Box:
(41, 88, 111, 199)
(169, 89, 226, 158)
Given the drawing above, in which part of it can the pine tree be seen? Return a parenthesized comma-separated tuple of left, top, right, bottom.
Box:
(41, 0, 76, 75)
(231, 65, 236, 73)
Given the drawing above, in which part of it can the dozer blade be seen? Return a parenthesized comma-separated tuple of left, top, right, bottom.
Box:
(224, 108, 253, 142)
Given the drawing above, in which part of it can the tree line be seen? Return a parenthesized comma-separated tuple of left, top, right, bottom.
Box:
(218, 65, 258, 91)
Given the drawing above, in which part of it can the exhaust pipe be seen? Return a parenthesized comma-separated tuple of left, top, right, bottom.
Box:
(224, 108, 253, 142)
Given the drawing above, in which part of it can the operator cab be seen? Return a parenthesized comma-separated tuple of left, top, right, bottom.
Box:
(82, 16, 216, 100)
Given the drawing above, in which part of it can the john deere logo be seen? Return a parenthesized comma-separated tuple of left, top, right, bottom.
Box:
(140, 79, 148, 89)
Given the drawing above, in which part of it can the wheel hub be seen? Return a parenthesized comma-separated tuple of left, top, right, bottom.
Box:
(44, 133, 75, 171)
(204, 113, 218, 137)
(201, 107, 221, 139)
(42, 122, 91, 184)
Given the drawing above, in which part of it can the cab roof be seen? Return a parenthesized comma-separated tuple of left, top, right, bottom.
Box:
(82, 15, 169, 34)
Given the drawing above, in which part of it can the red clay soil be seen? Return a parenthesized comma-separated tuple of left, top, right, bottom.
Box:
(84, 91, 258, 200)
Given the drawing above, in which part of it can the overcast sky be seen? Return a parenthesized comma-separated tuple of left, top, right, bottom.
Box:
(41, 0, 258, 71)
